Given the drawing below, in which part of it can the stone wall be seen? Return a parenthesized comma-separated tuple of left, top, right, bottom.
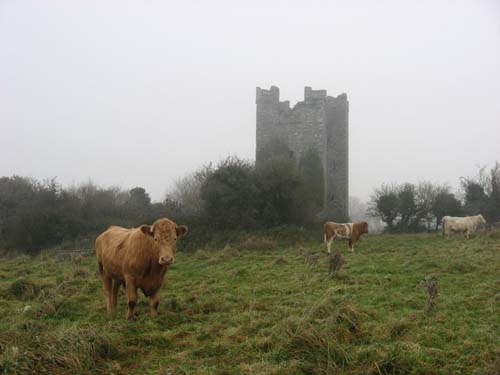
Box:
(256, 86, 349, 221)
(324, 94, 349, 221)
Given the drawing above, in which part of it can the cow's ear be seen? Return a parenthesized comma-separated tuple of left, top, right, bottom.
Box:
(176, 225, 188, 238)
(140, 225, 153, 237)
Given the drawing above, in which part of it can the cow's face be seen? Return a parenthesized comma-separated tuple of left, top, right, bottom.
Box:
(478, 215, 486, 224)
(361, 221, 369, 234)
(141, 219, 188, 265)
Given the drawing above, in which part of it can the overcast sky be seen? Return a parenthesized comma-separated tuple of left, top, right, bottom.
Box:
(1, 0, 499, 202)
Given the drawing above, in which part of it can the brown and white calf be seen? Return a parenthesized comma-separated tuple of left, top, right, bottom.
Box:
(324, 221, 368, 253)
(95, 218, 188, 320)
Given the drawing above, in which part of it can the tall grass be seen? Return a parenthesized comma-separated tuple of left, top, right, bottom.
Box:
(0, 232, 499, 374)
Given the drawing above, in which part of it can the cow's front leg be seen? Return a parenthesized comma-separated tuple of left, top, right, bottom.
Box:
(149, 290, 160, 318)
(326, 236, 334, 254)
(349, 239, 354, 252)
(125, 277, 138, 320)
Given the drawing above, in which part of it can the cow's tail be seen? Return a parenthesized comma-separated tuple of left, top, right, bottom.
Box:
(441, 217, 446, 236)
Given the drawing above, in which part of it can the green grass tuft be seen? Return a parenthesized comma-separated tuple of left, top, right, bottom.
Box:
(7, 278, 42, 300)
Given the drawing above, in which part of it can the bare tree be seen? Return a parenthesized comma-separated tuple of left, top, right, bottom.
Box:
(349, 196, 383, 233)
(165, 164, 213, 217)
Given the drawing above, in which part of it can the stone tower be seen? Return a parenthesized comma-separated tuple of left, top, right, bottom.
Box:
(256, 86, 349, 221)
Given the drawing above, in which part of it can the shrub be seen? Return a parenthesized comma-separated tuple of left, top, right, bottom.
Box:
(255, 156, 303, 226)
(328, 251, 346, 278)
(421, 276, 438, 313)
(200, 156, 258, 230)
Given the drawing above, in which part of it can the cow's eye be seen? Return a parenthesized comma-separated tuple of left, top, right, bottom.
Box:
(174, 237, 177, 241)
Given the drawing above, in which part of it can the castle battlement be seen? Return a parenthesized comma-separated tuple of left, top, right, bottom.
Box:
(256, 86, 280, 104)
(256, 86, 349, 221)
(304, 86, 327, 103)
(325, 93, 348, 107)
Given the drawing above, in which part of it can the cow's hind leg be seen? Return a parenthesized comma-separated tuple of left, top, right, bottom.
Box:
(348, 239, 354, 252)
(111, 280, 120, 313)
(149, 290, 160, 319)
(101, 273, 113, 314)
(125, 277, 138, 320)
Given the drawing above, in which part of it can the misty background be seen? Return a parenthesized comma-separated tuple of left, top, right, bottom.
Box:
(1, 0, 499, 202)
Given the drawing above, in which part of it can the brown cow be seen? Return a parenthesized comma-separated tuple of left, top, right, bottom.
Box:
(324, 221, 368, 253)
(95, 218, 188, 320)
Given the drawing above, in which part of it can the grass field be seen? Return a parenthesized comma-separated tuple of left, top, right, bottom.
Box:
(0, 231, 499, 374)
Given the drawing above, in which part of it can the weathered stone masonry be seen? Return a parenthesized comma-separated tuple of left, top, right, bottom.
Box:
(256, 86, 349, 221)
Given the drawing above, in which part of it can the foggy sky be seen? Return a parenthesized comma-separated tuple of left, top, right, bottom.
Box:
(1, 0, 499, 202)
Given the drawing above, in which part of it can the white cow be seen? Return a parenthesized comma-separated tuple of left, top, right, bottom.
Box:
(441, 214, 486, 239)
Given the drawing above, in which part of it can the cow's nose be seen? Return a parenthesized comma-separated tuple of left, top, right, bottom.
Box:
(159, 256, 173, 265)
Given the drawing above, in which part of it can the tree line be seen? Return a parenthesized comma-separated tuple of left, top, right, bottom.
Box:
(0, 177, 172, 253)
(168, 151, 324, 229)
(368, 162, 500, 232)
(0, 149, 323, 253)
(1, 154, 499, 252)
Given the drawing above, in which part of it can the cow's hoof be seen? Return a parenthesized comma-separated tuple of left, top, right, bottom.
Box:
(126, 313, 136, 321)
